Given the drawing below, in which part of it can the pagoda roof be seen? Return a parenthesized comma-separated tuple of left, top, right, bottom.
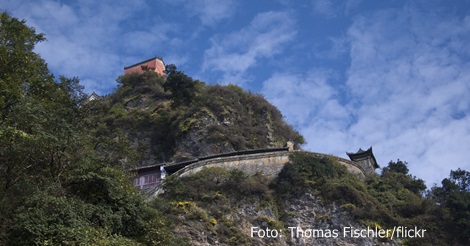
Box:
(346, 147, 379, 169)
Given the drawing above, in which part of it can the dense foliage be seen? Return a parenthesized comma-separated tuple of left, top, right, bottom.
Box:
(0, 12, 179, 245)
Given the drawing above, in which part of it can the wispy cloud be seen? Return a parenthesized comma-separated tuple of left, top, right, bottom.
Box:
(314, 35, 350, 59)
(203, 11, 297, 85)
(345, 8, 470, 185)
(312, 0, 361, 18)
(163, 0, 236, 26)
(263, 5, 470, 186)
(195, 0, 237, 26)
(262, 70, 344, 126)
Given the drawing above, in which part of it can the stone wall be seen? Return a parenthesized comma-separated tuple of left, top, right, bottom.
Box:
(150, 150, 372, 196)
(171, 150, 367, 180)
(173, 150, 291, 179)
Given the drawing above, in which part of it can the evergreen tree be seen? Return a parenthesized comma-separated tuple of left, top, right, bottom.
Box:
(163, 64, 196, 106)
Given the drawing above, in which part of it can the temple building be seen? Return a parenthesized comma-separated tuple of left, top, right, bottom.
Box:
(124, 56, 165, 75)
(347, 147, 380, 176)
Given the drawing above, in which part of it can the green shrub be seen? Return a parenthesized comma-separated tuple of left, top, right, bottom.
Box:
(272, 152, 342, 198)
(108, 103, 127, 118)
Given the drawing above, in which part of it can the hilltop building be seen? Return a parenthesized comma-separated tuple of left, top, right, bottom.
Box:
(124, 56, 165, 75)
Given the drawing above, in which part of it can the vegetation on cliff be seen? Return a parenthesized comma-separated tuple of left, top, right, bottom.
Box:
(1, 12, 469, 245)
(155, 153, 470, 245)
(94, 66, 304, 164)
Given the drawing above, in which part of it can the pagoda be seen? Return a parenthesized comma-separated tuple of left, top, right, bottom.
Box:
(347, 147, 380, 175)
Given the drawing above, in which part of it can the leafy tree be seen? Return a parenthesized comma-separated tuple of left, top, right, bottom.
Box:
(272, 153, 346, 199)
(163, 64, 196, 106)
(0, 12, 71, 195)
(382, 159, 409, 175)
(164, 63, 177, 75)
(449, 168, 470, 192)
(381, 160, 426, 195)
(0, 12, 52, 123)
(0, 12, 176, 244)
(430, 169, 470, 244)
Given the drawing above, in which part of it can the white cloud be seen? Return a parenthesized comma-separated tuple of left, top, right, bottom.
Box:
(261, 69, 351, 153)
(345, 8, 470, 185)
(204, 11, 297, 85)
(312, 0, 361, 18)
(163, 0, 236, 26)
(312, 0, 338, 18)
(262, 6, 470, 186)
(196, 0, 236, 26)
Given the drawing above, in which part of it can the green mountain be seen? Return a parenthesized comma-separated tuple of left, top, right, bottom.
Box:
(91, 70, 304, 166)
(1, 12, 469, 245)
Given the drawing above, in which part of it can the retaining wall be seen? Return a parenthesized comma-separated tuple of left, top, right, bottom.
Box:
(150, 150, 369, 196)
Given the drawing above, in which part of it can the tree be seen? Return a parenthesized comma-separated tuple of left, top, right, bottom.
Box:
(381, 160, 426, 195)
(430, 169, 470, 244)
(449, 168, 470, 192)
(164, 63, 177, 75)
(0, 12, 167, 244)
(0, 12, 52, 123)
(0, 12, 58, 194)
(163, 64, 196, 106)
(382, 159, 409, 175)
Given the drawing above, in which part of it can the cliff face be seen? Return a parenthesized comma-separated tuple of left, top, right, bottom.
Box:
(282, 193, 399, 246)
(94, 72, 303, 166)
(175, 193, 400, 246)
(158, 165, 402, 246)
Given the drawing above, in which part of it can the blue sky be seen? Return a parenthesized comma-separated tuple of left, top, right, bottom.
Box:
(2, 0, 470, 187)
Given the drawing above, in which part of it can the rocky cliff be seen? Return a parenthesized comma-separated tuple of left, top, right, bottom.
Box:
(91, 71, 303, 167)
(156, 159, 405, 246)
(166, 193, 400, 246)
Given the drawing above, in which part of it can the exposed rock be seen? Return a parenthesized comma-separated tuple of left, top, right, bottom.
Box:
(282, 193, 400, 246)
(173, 192, 401, 245)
